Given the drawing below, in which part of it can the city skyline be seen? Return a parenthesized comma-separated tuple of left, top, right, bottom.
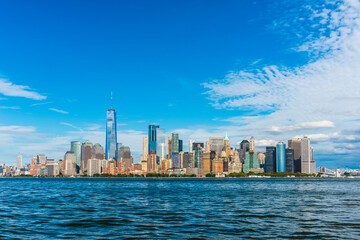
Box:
(0, 0, 360, 169)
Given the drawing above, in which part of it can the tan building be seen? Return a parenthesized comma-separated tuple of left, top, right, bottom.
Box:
(201, 151, 211, 176)
(147, 151, 158, 173)
(212, 159, 223, 175)
(161, 159, 171, 172)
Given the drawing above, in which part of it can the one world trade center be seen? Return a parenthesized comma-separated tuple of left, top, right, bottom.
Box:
(105, 93, 118, 160)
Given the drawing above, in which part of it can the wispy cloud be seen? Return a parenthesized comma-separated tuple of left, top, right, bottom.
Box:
(49, 108, 69, 114)
(31, 102, 52, 106)
(60, 122, 82, 131)
(0, 106, 20, 110)
(0, 79, 46, 100)
(266, 121, 335, 133)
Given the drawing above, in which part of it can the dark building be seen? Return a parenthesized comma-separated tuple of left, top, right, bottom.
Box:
(192, 142, 204, 151)
(239, 139, 250, 163)
(148, 125, 159, 154)
(179, 139, 183, 152)
(288, 139, 301, 173)
(265, 146, 276, 173)
(172, 152, 181, 169)
(183, 152, 193, 168)
(285, 148, 294, 173)
(223, 159, 229, 172)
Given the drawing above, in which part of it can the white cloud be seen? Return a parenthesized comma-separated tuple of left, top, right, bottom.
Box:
(0, 79, 46, 100)
(60, 122, 83, 131)
(0, 106, 20, 110)
(266, 121, 335, 133)
(256, 139, 277, 147)
(49, 108, 69, 114)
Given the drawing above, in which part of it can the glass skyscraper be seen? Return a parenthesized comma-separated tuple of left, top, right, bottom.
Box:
(71, 141, 81, 172)
(276, 142, 286, 172)
(156, 128, 167, 164)
(148, 124, 159, 154)
(105, 96, 118, 160)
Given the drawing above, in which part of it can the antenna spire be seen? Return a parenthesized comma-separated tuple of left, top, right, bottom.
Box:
(111, 92, 113, 109)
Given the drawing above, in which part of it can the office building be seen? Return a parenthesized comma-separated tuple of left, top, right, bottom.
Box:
(64, 151, 76, 176)
(17, 154, 22, 169)
(156, 128, 167, 163)
(172, 152, 181, 169)
(301, 137, 316, 174)
(179, 139, 183, 152)
(265, 146, 276, 173)
(249, 136, 255, 151)
(171, 132, 179, 153)
(92, 143, 105, 160)
(183, 152, 193, 168)
(276, 142, 286, 172)
(288, 139, 302, 173)
(285, 148, 294, 172)
(81, 140, 93, 173)
(194, 145, 202, 168)
(189, 140, 195, 152)
(71, 141, 82, 172)
(209, 137, 224, 155)
(141, 136, 148, 162)
(243, 151, 261, 173)
(239, 138, 250, 163)
(105, 94, 118, 160)
(148, 124, 159, 154)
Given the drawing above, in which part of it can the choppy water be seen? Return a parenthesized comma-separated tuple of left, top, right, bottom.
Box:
(0, 178, 360, 239)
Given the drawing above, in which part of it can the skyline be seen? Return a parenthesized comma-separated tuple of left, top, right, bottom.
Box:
(1, 0, 360, 169)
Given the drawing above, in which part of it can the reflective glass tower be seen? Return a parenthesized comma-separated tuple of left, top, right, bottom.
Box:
(105, 94, 118, 160)
(276, 142, 286, 172)
(148, 124, 159, 154)
(156, 128, 167, 163)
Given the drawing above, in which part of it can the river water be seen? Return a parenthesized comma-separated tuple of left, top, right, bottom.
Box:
(0, 178, 359, 239)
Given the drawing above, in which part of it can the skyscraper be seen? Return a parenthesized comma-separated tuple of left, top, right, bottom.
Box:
(141, 136, 148, 162)
(209, 137, 224, 155)
(301, 137, 316, 174)
(285, 148, 294, 172)
(81, 140, 93, 172)
(265, 146, 276, 173)
(71, 141, 82, 172)
(194, 145, 202, 168)
(171, 132, 179, 153)
(92, 143, 105, 160)
(288, 139, 302, 173)
(148, 124, 159, 154)
(105, 93, 118, 160)
(239, 138, 250, 163)
(276, 142, 286, 172)
(249, 136, 255, 151)
(189, 140, 195, 152)
(64, 151, 76, 176)
(17, 154, 22, 169)
(156, 128, 167, 163)
(179, 139, 183, 152)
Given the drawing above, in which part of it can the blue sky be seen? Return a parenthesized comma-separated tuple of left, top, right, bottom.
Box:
(0, 0, 360, 169)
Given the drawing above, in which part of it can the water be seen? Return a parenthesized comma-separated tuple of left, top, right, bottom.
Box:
(0, 178, 359, 239)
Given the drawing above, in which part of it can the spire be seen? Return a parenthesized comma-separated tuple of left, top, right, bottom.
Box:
(224, 132, 229, 140)
(111, 92, 113, 109)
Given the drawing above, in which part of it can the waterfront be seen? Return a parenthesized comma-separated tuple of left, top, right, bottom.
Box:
(1, 178, 360, 239)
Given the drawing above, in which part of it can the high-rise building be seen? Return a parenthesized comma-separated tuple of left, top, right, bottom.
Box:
(148, 124, 159, 154)
(243, 151, 261, 173)
(118, 145, 133, 170)
(194, 145, 202, 168)
(189, 140, 195, 152)
(64, 151, 76, 176)
(265, 146, 276, 173)
(92, 143, 105, 160)
(288, 139, 302, 173)
(301, 137, 316, 174)
(71, 141, 82, 172)
(239, 138, 250, 163)
(156, 128, 167, 163)
(276, 142, 286, 172)
(81, 140, 93, 173)
(17, 154, 22, 169)
(172, 152, 180, 169)
(168, 137, 172, 157)
(37, 154, 47, 165)
(201, 151, 211, 175)
(179, 139, 183, 152)
(249, 136, 255, 151)
(285, 148, 294, 172)
(147, 151, 158, 173)
(192, 142, 204, 151)
(105, 94, 118, 160)
(183, 152, 193, 168)
(141, 136, 148, 162)
(209, 137, 224, 155)
(171, 133, 179, 153)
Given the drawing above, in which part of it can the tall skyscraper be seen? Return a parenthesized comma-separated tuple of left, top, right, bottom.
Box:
(179, 139, 183, 152)
(64, 151, 76, 176)
(288, 139, 302, 173)
(243, 151, 260, 173)
(17, 154, 22, 169)
(194, 145, 202, 168)
(81, 140, 93, 172)
(92, 143, 105, 160)
(156, 128, 167, 163)
(172, 152, 180, 169)
(285, 148, 294, 172)
(71, 141, 82, 172)
(239, 137, 250, 163)
(171, 132, 179, 153)
(141, 136, 148, 162)
(209, 137, 224, 155)
(249, 136, 255, 151)
(105, 93, 118, 160)
(189, 140, 195, 152)
(301, 137, 316, 174)
(148, 124, 159, 154)
(265, 146, 276, 173)
(276, 142, 286, 172)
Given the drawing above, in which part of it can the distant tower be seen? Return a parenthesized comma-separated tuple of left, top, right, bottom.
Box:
(148, 124, 159, 154)
(17, 153, 22, 169)
(105, 93, 118, 160)
(301, 137, 316, 174)
(171, 132, 179, 153)
(141, 136, 148, 162)
(249, 136, 255, 151)
(71, 141, 81, 172)
(276, 142, 286, 172)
